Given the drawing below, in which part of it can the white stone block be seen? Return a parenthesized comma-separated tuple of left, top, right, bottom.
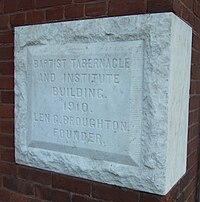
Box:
(14, 13, 192, 195)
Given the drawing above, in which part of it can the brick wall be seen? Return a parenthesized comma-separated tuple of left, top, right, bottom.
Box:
(0, 0, 199, 201)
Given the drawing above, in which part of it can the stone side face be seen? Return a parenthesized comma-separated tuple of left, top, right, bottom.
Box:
(0, 0, 200, 202)
(166, 15, 192, 193)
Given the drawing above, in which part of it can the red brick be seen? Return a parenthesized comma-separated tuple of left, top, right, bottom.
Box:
(3, 176, 34, 195)
(18, 166, 52, 185)
(0, 47, 13, 60)
(194, 17, 200, 36)
(192, 123, 199, 136)
(28, 199, 41, 202)
(17, 0, 35, 11)
(36, 0, 71, 8)
(182, 0, 194, 10)
(1, 91, 14, 103)
(65, 4, 84, 19)
(188, 136, 198, 154)
(194, 0, 200, 18)
(180, 3, 194, 27)
(192, 49, 200, 65)
(140, 193, 164, 202)
(10, 192, 34, 202)
(180, 173, 190, 191)
(0, 175, 2, 187)
(108, 0, 146, 16)
(1, 148, 15, 162)
(147, 0, 173, 12)
(191, 66, 200, 80)
(176, 193, 184, 202)
(0, 61, 14, 75)
(0, 161, 17, 176)
(183, 177, 197, 199)
(0, 31, 14, 44)
(188, 111, 194, 125)
(52, 174, 90, 195)
(193, 110, 199, 123)
(10, 13, 26, 27)
(186, 191, 196, 202)
(173, 0, 182, 16)
(27, 10, 45, 24)
(0, 15, 9, 29)
(191, 65, 200, 81)
(4, 0, 35, 13)
(188, 163, 198, 180)
(189, 96, 199, 110)
(0, 119, 14, 134)
(1, 147, 15, 162)
(0, 0, 3, 14)
(35, 185, 53, 201)
(85, 1, 107, 17)
(190, 80, 196, 95)
(188, 124, 199, 141)
(163, 188, 177, 202)
(53, 189, 70, 202)
(35, 187, 70, 202)
(92, 183, 139, 202)
(118, 188, 140, 202)
(187, 150, 198, 169)
(74, 0, 96, 3)
(0, 77, 14, 89)
(46, 7, 64, 21)
(0, 104, 14, 118)
(0, 189, 10, 202)
(189, 123, 199, 139)
(0, 133, 14, 147)
(196, 81, 200, 94)
(72, 194, 101, 202)
(4, 0, 17, 12)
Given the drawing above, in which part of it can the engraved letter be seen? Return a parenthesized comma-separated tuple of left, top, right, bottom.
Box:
(97, 89, 104, 99)
(112, 58, 118, 68)
(52, 87, 58, 95)
(53, 115, 58, 124)
(114, 74, 120, 84)
(125, 58, 130, 68)
(71, 59, 76, 68)
(34, 60, 38, 68)
(53, 128, 58, 136)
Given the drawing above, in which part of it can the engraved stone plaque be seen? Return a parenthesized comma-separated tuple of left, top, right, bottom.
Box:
(15, 13, 192, 195)
(28, 41, 143, 167)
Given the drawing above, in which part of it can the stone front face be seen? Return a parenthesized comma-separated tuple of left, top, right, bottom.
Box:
(27, 41, 143, 167)
(14, 13, 192, 195)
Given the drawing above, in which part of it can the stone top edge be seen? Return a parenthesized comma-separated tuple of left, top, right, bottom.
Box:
(14, 12, 190, 32)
